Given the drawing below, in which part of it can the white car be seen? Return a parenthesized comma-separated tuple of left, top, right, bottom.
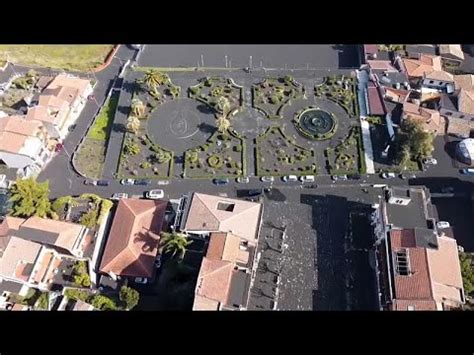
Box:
(157, 180, 170, 185)
(134, 277, 148, 284)
(120, 178, 135, 185)
(436, 221, 451, 229)
(111, 193, 128, 200)
(282, 175, 298, 182)
(423, 158, 438, 165)
(381, 172, 396, 179)
(260, 176, 274, 183)
(236, 176, 250, 183)
(300, 175, 315, 183)
(146, 189, 164, 199)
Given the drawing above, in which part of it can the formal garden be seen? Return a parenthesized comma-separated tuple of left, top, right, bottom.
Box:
(0, 69, 40, 114)
(188, 76, 243, 117)
(325, 126, 366, 175)
(252, 76, 304, 119)
(255, 126, 316, 176)
(117, 70, 180, 179)
(183, 129, 245, 178)
(314, 75, 358, 117)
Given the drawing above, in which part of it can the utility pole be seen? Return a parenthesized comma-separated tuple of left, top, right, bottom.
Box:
(249, 55, 253, 69)
(225, 55, 228, 68)
(201, 54, 204, 67)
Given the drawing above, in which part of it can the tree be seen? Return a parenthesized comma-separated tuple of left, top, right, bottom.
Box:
(119, 286, 140, 310)
(216, 96, 230, 115)
(460, 252, 474, 296)
(79, 209, 98, 229)
(160, 232, 192, 259)
(90, 294, 118, 311)
(216, 115, 231, 134)
(72, 261, 91, 288)
(153, 150, 172, 164)
(142, 70, 169, 92)
(396, 120, 434, 163)
(52, 195, 79, 216)
(124, 141, 141, 155)
(127, 115, 141, 134)
(9, 178, 52, 218)
(131, 98, 146, 118)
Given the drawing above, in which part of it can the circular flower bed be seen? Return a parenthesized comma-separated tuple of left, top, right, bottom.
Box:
(294, 108, 337, 140)
(207, 154, 224, 169)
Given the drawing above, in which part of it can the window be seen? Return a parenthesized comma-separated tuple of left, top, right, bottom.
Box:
(429, 80, 434, 84)
(217, 202, 235, 212)
(395, 249, 411, 276)
(439, 82, 444, 86)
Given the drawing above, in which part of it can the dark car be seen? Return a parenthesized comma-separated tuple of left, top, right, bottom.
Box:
(213, 178, 229, 186)
(96, 180, 109, 186)
(54, 143, 63, 153)
(347, 174, 361, 180)
(248, 189, 263, 197)
(68, 124, 77, 132)
(134, 179, 151, 186)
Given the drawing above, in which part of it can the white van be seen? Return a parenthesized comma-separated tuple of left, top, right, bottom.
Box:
(282, 175, 298, 182)
(146, 189, 164, 199)
(300, 175, 315, 183)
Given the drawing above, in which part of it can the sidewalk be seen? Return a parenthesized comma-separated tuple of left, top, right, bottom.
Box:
(360, 120, 375, 174)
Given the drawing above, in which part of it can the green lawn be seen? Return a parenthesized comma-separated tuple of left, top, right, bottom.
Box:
(0, 45, 114, 72)
(87, 91, 119, 141)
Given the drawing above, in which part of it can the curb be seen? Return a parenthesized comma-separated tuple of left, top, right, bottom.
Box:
(92, 45, 121, 73)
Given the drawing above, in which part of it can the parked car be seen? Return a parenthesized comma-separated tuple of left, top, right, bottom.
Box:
(54, 143, 64, 153)
(381, 172, 396, 179)
(248, 189, 264, 197)
(134, 277, 148, 284)
(282, 175, 298, 182)
(331, 175, 338, 182)
(120, 178, 135, 185)
(260, 176, 274, 183)
(460, 168, 474, 175)
(347, 174, 361, 181)
(68, 124, 76, 132)
(436, 221, 451, 229)
(134, 179, 151, 186)
(130, 44, 142, 50)
(422, 157, 438, 165)
(146, 189, 164, 199)
(337, 175, 348, 180)
(441, 187, 454, 193)
(96, 180, 109, 186)
(84, 179, 96, 185)
(236, 176, 250, 183)
(213, 178, 229, 186)
(300, 175, 315, 183)
(111, 193, 128, 200)
(157, 180, 170, 185)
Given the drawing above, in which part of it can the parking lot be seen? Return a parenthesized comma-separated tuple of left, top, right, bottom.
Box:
(138, 45, 360, 70)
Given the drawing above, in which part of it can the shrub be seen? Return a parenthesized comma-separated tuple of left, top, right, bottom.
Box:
(189, 86, 200, 95)
(79, 209, 98, 229)
(90, 294, 118, 311)
(64, 289, 90, 302)
(234, 145, 242, 152)
(270, 95, 280, 104)
(98, 199, 113, 224)
(119, 286, 140, 310)
(207, 155, 224, 169)
(140, 162, 151, 169)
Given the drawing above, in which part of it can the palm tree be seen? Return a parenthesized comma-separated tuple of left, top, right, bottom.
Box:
(142, 69, 161, 92)
(131, 98, 146, 118)
(126, 116, 141, 134)
(160, 232, 192, 259)
(216, 96, 231, 115)
(216, 115, 231, 134)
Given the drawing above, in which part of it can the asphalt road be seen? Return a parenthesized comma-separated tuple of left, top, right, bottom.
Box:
(138, 44, 361, 70)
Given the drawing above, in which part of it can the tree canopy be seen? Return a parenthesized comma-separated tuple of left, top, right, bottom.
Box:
(396, 120, 434, 164)
(160, 232, 192, 259)
(460, 252, 474, 296)
(9, 178, 52, 218)
(119, 286, 140, 310)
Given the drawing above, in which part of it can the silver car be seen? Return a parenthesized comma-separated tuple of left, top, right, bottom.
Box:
(120, 178, 135, 185)
(111, 193, 129, 200)
(260, 176, 274, 183)
(236, 176, 250, 183)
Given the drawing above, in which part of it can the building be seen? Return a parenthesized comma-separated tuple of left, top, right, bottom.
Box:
(457, 89, 474, 115)
(373, 186, 465, 311)
(456, 138, 474, 165)
(402, 101, 445, 135)
(442, 109, 474, 138)
(181, 192, 263, 244)
(99, 198, 168, 281)
(439, 44, 465, 64)
(405, 45, 437, 58)
(422, 70, 455, 93)
(401, 55, 442, 78)
(453, 74, 474, 91)
(0, 115, 53, 177)
(26, 74, 92, 140)
(193, 232, 254, 310)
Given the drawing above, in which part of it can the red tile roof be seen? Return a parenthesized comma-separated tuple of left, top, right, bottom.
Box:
(99, 199, 167, 278)
(367, 82, 386, 115)
(364, 45, 378, 55)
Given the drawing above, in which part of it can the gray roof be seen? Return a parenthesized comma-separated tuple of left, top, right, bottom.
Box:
(406, 45, 437, 56)
(386, 188, 431, 229)
(377, 71, 409, 88)
(0, 279, 24, 294)
(227, 270, 251, 308)
(15, 227, 60, 246)
(391, 186, 411, 199)
(414, 228, 439, 249)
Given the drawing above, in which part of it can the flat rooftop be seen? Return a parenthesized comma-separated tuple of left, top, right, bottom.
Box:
(386, 188, 432, 229)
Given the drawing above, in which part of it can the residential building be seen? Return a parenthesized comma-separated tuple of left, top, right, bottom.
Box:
(457, 89, 474, 115)
(181, 192, 263, 244)
(401, 55, 442, 78)
(0, 115, 53, 177)
(442, 109, 474, 138)
(366, 82, 386, 116)
(193, 232, 254, 310)
(363, 45, 378, 62)
(99, 198, 168, 280)
(453, 74, 474, 91)
(422, 70, 455, 93)
(439, 44, 465, 64)
(373, 186, 465, 311)
(26, 74, 92, 140)
(405, 45, 437, 58)
(402, 101, 445, 135)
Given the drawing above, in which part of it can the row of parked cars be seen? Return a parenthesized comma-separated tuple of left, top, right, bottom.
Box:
(213, 175, 316, 185)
